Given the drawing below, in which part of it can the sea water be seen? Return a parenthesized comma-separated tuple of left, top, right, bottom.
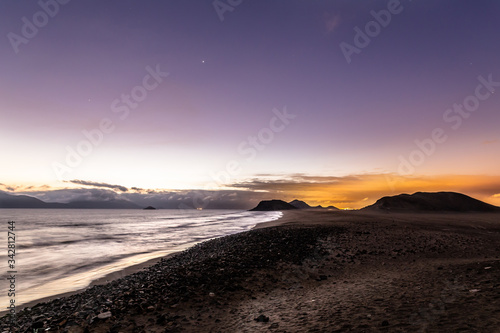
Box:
(0, 209, 281, 310)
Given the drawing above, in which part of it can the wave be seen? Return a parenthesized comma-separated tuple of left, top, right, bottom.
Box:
(0, 209, 282, 308)
(17, 235, 123, 250)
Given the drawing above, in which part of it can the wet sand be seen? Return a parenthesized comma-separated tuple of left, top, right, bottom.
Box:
(2, 210, 500, 332)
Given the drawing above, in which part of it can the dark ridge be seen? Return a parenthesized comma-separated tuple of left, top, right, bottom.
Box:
(249, 200, 298, 211)
(0, 192, 140, 209)
(288, 199, 311, 209)
(362, 191, 500, 212)
(317, 205, 340, 211)
(0, 192, 66, 208)
(289, 200, 340, 210)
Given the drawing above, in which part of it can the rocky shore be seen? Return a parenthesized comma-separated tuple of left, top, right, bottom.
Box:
(2, 210, 500, 332)
(1, 223, 344, 332)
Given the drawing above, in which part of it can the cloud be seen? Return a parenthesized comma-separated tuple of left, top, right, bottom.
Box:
(116, 189, 269, 210)
(18, 188, 121, 203)
(68, 180, 129, 192)
(483, 140, 498, 145)
(324, 12, 341, 34)
(10, 185, 268, 209)
(0, 184, 19, 192)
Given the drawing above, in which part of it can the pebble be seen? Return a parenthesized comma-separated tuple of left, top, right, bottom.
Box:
(31, 321, 44, 329)
(255, 314, 270, 322)
(97, 311, 112, 319)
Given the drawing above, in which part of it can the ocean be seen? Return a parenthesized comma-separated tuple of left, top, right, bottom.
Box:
(0, 209, 282, 310)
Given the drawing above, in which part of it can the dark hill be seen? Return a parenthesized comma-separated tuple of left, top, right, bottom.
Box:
(0, 192, 65, 208)
(362, 192, 500, 212)
(0, 192, 141, 209)
(316, 205, 340, 210)
(249, 200, 298, 211)
(289, 200, 340, 210)
(289, 199, 311, 209)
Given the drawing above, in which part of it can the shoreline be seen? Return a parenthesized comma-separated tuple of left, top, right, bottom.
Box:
(0, 254, 175, 317)
(3, 212, 282, 317)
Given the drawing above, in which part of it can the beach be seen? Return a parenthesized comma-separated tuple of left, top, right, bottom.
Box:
(0, 209, 278, 313)
(2, 210, 500, 332)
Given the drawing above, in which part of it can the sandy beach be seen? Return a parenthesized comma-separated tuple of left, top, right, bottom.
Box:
(2, 210, 500, 332)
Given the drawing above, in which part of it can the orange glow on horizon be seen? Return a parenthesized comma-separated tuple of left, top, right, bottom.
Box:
(2, 173, 500, 210)
(274, 174, 500, 209)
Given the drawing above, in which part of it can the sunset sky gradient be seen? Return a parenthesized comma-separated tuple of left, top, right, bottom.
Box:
(1, 0, 499, 209)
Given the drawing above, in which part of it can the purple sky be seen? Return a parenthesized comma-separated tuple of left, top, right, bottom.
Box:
(1, 0, 500, 208)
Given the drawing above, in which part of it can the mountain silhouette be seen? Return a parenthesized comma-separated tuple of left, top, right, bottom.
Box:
(0, 192, 140, 209)
(0, 192, 65, 208)
(288, 199, 340, 210)
(362, 192, 500, 212)
(249, 200, 298, 211)
(289, 199, 311, 209)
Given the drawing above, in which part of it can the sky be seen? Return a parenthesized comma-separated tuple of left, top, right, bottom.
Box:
(1, 0, 500, 209)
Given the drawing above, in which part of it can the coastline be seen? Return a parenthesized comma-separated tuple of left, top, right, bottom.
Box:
(2, 210, 500, 332)
(0, 254, 175, 317)
(2, 211, 283, 317)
